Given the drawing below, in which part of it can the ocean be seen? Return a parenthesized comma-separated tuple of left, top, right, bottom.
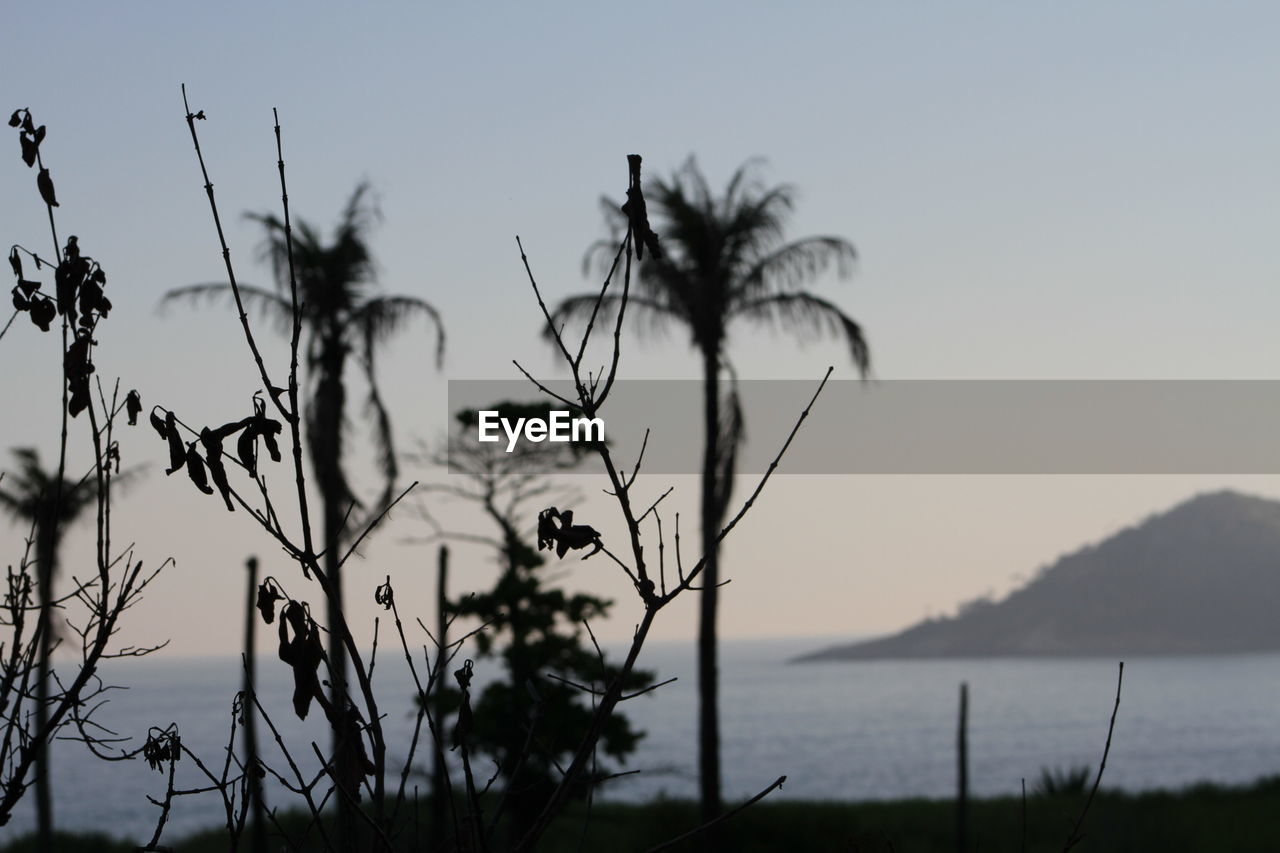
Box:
(4, 637, 1280, 843)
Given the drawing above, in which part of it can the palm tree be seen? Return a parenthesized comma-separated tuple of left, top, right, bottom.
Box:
(162, 183, 445, 733)
(0, 448, 99, 847)
(550, 157, 870, 822)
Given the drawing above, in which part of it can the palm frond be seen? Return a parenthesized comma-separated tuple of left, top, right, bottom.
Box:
(337, 182, 381, 241)
(735, 235, 857, 300)
(582, 194, 629, 278)
(733, 292, 870, 375)
(0, 486, 22, 515)
(721, 183, 792, 267)
(359, 347, 398, 516)
(158, 283, 294, 336)
(671, 155, 715, 213)
(353, 294, 446, 369)
(578, 157, 871, 376)
(104, 464, 148, 499)
(719, 157, 769, 221)
(0, 448, 102, 524)
(544, 293, 677, 348)
(244, 211, 303, 294)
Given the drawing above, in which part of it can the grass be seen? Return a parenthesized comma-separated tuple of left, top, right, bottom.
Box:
(7, 777, 1280, 852)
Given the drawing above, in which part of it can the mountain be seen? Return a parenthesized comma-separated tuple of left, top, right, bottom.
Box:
(797, 490, 1280, 661)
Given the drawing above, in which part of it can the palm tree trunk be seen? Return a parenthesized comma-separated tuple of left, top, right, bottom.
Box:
(324, 493, 347, 713)
(310, 344, 360, 845)
(698, 345, 723, 826)
(323, 490, 355, 845)
(34, 515, 55, 851)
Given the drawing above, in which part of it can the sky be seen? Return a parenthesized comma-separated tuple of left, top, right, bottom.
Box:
(3, 2, 1280, 657)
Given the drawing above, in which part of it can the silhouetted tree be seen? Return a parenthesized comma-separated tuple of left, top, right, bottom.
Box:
(552, 157, 870, 821)
(162, 183, 445, 747)
(0, 448, 97, 845)
(424, 403, 651, 839)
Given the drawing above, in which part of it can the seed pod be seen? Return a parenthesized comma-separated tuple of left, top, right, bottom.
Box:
(8, 248, 21, 278)
(255, 581, 282, 625)
(29, 298, 54, 331)
(36, 167, 58, 207)
(150, 408, 168, 440)
(278, 602, 324, 720)
(374, 576, 393, 610)
(164, 412, 185, 475)
(78, 279, 103, 319)
(537, 507, 560, 551)
(259, 418, 283, 463)
(237, 427, 258, 477)
(54, 259, 76, 320)
(200, 427, 235, 512)
(185, 443, 214, 495)
(64, 331, 94, 418)
(68, 386, 90, 418)
(125, 390, 142, 426)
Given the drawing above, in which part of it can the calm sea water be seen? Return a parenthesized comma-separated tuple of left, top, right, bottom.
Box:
(4, 638, 1280, 843)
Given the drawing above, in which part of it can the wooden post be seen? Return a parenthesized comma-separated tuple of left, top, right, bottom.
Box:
(957, 681, 969, 853)
(244, 556, 267, 852)
(431, 544, 450, 838)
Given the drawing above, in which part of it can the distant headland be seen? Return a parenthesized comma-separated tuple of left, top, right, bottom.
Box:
(797, 490, 1280, 661)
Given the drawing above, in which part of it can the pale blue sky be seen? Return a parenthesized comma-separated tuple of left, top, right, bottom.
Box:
(3, 3, 1280, 654)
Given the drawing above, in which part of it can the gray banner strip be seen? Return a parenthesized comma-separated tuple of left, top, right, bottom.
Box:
(446, 380, 1280, 474)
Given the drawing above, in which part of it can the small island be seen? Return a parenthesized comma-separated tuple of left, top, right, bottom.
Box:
(797, 490, 1280, 661)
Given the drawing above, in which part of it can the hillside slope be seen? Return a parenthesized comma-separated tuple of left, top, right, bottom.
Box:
(798, 490, 1280, 661)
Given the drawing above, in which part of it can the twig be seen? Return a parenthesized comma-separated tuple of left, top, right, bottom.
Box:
(179, 86, 286, 421)
(0, 309, 17, 344)
(1063, 661, 1125, 852)
(643, 775, 788, 852)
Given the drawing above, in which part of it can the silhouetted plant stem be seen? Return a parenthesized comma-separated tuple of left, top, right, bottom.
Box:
(179, 85, 287, 423)
(35, 224, 66, 853)
(1063, 661, 1124, 852)
(0, 309, 17, 343)
(32, 511, 54, 850)
(269, 107, 317, 585)
(516, 606, 659, 852)
(29, 131, 70, 850)
(643, 775, 787, 853)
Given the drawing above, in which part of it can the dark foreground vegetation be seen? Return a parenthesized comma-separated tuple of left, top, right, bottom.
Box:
(7, 778, 1280, 852)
